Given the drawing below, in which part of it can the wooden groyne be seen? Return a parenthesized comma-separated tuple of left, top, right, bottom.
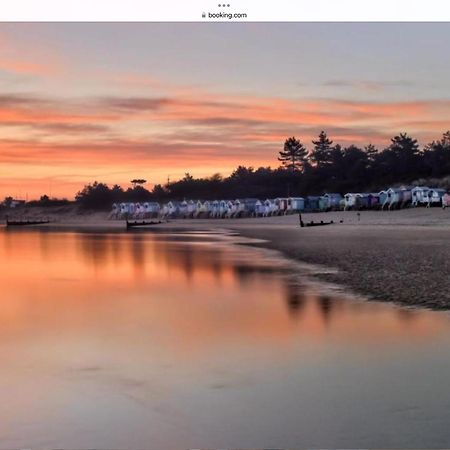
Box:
(6, 217, 50, 227)
(126, 219, 165, 229)
(299, 213, 341, 228)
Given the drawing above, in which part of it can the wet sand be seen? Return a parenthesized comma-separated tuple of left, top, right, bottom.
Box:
(2, 206, 450, 309)
(233, 217, 450, 310)
(224, 210, 450, 309)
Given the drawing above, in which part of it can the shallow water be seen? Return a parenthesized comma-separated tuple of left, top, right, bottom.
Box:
(1, 228, 450, 448)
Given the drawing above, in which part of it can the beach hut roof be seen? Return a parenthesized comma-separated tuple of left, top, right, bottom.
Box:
(387, 187, 403, 193)
(324, 193, 342, 198)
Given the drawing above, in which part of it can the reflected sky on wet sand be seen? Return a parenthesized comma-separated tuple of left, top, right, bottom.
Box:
(1, 229, 450, 448)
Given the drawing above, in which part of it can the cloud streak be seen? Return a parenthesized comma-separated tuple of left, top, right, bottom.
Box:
(1, 88, 450, 198)
(322, 79, 415, 92)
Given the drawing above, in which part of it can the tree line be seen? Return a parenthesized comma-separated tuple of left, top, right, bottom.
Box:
(16, 130, 450, 210)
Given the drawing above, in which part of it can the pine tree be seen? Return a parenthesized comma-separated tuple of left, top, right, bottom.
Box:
(386, 133, 421, 178)
(278, 136, 308, 171)
(311, 131, 333, 167)
(423, 131, 450, 177)
(364, 143, 378, 162)
(389, 133, 419, 157)
(130, 179, 147, 188)
(441, 130, 450, 146)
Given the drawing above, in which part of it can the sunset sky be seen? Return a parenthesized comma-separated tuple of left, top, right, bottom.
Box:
(1, 22, 450, 199)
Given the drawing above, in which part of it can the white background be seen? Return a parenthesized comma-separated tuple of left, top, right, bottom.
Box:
(1, 0, 450, 21)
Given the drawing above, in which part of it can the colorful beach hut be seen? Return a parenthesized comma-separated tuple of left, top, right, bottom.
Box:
(287, 197, 305, 213)
(305, 196, 321, 211)
(322, 193, 343, 210)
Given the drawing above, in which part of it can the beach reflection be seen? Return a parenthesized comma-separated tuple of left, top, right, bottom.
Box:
(1, 229, 450, 448)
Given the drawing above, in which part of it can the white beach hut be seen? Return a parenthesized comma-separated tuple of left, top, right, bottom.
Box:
(211, 200, 220, 218)
(133, 202, 145, 218)
(110, 203, 120, 219)
(178, 200, 189, 218)
(226, 199, 239, 218)
(144, 202, 160, 218)
(186, 200, 197, 218)
(255, 199, 265, 216)
(128, 202, 136, 217)
(426, 188, 446, 207)
(218, 200, 230, 218)
(198, 200, 212, 218)
(142, 202, 150, 217)
(192, 200, 203, 218)
(344, 193, 358, 210)
(160, 202, 170, 218)
(411, 186, 430, 206)
(221, 200, 232, 218)
(378, 190, 389, 209)
(263, 199, 276, 216)
(385, 188, 403, 209)
(119, 202, 129, 218)
(166, 201, 181, 218)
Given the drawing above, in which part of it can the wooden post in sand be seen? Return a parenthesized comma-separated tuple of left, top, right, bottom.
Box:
(299, 213, 305, 228)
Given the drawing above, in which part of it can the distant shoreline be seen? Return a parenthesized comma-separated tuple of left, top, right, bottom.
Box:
(2, 205, 450, 310)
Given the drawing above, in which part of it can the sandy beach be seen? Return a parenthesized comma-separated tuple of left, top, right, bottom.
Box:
(231, 213, 450, 310)
(2, 206, 450, 309)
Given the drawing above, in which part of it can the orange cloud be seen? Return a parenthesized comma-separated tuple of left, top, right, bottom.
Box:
(1, 88, 450, 199)
(0, 59, 57, 76)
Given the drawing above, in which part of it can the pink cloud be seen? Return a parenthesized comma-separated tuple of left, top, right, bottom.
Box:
(1, 87, 450, 198)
